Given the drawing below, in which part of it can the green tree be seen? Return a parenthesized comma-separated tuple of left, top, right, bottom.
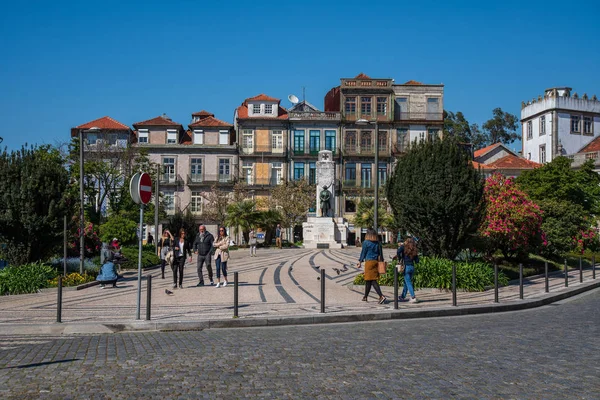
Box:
(224, 200, 259, 244)
(352, 196, 393, 231)
(269, 178, 315, 229)
(387, 137, 485, 259)
(254, 209, 282, 245)
(201, 184, 231, 224)
(99, 214, 138, 245)
(481, 107, 519, 145)
(163, 210, 199, 243)
(0, 145, 70, 265)
(443, 111, 487, 149)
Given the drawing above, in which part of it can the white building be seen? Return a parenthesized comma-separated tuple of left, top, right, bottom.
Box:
(521, 87, 600, 164)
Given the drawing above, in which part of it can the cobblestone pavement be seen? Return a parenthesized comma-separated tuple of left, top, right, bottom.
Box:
(0, 289, 598, 399)
(0, 248, 597, 325)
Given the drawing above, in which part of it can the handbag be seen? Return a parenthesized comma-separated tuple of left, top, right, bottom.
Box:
(377, 243, 387, 274)
(398, 258, 406, 274)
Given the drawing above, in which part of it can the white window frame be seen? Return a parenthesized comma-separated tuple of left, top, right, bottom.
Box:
(167, 129, 177, 144)
(540, 144, 546, 164)
(539, 116, 546, 136)
(219, 130, 229, 145)
(242, 161, 254, 185)
(219, 159, 231, 182)
(252, 104, 261, 115)
(272, 130, 284, 153)
(265, 104, 273, 115)
(191, 192, 203, 214)
(583, 116, 593, 135)
(162, 157, 176, 183)
(193, 129, 204, 145)
(190, 158, 202, 182)
(272, 162, 283, 185)
(527, 121, 533, 140)
(571, 115, 581, 133)
(242, 129, 254, 154)
(163, 190, 175, 213)
(138, 129, 148, 144)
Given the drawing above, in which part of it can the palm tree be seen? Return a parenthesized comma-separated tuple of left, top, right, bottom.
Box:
(254, 209, 282, 246)
(352, 197, 392, 231)
(224, 200, 259, 245)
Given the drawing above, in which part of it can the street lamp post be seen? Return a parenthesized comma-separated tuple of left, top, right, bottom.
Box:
(356, 119, 379, 234)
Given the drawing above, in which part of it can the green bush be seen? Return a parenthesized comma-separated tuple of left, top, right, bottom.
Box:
(119, 246, 160, 270)
(353, 257, 508, 292)
(48, 272, 96, 287)
(48, 257, 100, 277)
(0, 262, 58, 295)
(99, 214, 138, 245)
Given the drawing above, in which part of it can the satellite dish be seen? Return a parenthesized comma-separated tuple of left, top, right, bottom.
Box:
(288, 94, 299, 104)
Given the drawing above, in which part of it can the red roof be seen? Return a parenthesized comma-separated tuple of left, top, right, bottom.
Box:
(75, 116, 130, 130)
(245, 93, 280, 103)
(133, 115, 182, 127)
(474, 143, 502, 158)
(189, 116, 232, 128)
(354, 73, 371, 79)
(236, 104, 288, 120)
(404, 80, 423, 85)
(579, 136, 600, 153)
(486, 155, 541, 169)
(192, 110, 214, 117)
(472, 161, 492, 169)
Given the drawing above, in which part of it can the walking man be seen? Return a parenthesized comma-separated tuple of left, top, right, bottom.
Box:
(275, 224, 282, 249)
(193, 225, 214, 286)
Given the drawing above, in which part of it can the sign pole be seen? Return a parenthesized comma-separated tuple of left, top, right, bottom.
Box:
(130, 171, 152, 321)
(136, 204, 144, 320)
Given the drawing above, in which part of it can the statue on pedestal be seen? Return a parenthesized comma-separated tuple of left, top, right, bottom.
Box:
(316, 150, 335, 218)
(319, 185, 331, 217)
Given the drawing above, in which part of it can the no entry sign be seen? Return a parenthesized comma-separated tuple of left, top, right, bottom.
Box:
(130, 172, 153, 205)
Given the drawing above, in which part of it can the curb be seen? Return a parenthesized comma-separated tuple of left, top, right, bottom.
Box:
(2, 280, 599, 336)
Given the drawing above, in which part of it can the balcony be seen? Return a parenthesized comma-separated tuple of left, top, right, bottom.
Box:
(288, 111, 341, 121)
(239, 145, 287, 156)
(567, 151, 600, 168)
(187, 174, 236, 185)
(396, 112, 443, 121)
(160, 173, 184, 185)
(343, 179, 357, 187)
(243, 177, 284, 187)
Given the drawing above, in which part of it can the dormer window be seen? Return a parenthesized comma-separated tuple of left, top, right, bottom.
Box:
(167, 129, 177, 144)
(193, 129, 204, 145)
(138, 129, 148, 144)
(252, 104, 261, 114)
(265, 104, 273, 114)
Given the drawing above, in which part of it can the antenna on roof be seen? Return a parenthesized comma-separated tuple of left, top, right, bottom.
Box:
(288, 94, 299, 105)
(302, 86, 306, 103)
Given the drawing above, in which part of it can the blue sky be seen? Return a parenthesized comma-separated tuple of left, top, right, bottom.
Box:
(1, 0, 599, 152)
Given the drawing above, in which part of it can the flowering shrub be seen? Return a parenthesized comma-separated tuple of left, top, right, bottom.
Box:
(479, 173, 544, 259)
(572, 228, 600, 254)
(69, 222, 102, 258)
(48, 272, 95, 287)
(48, 257, 99, 276)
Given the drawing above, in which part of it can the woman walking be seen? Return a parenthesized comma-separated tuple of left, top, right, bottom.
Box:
(158, 229, 174, 279)
(397, 237, 419, 303)
(357, 229, 386, 304)
(213, 227, 230, 287)
(172, 229, 192, 289)
(248, 228, 257, 257)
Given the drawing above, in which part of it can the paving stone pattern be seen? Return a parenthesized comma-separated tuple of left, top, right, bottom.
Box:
(0, 290, 599, 398)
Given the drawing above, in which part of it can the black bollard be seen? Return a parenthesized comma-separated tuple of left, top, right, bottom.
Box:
(519, 263, 524, 300)
(320, 268, 325, 313)
(494, 263, 499, 303)
(594, 255, 596, 280)
(146, 275, 152, 321)
(452, 264, 457, 307)
(56, 275, 62, 323)
(544, 261, 549, 293)
(394, 267, 399, 310)
(234, 272, 239, 318)
(564, 259, 568, 287)
(579, 257, 583, 283)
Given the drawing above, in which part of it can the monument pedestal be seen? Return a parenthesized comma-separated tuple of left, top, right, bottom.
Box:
(302, 217, 347, 249)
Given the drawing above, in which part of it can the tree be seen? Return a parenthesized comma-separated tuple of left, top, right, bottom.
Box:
(163, 210, 199, 243)
(269, 179, 315, 229)
(99, 214, 139, 245)
(352, 196, 394, 231)
(482, 108, 519, 145)
(516, 157, 600, 257)
(387, 137, 485, 259)
(201, 184, 231, 224)
(479, 173, 543, 260)
(224, 200, 259, 244)
(443, 111, 487, 149)
(254, 209, 282, 245)
(0, 145, 70, 265)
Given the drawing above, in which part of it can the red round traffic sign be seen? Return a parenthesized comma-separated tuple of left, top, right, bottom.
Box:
(139, 173, 152, 205)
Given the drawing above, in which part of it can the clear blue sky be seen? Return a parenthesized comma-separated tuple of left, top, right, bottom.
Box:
(1, 0, 599, 152)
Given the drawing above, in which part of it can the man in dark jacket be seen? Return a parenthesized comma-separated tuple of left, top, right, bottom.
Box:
(193, 225, 214, 286)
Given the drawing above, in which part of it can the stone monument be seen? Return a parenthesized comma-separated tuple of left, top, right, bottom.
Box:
(302, 150, 347, 248)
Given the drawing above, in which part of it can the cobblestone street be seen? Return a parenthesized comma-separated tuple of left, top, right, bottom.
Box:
(1, 289, 599, 399)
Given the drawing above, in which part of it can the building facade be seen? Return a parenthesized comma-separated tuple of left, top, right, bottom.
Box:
(521, 87, 600, 164)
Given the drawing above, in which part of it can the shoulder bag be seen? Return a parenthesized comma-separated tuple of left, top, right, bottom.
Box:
(377, 243, 387, 274)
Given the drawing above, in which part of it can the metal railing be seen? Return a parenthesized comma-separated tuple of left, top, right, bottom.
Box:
(160, 173, 183, 185)
(239, 145, 287, 156)
(396, 112, 443, 121)
(187, 174, 235, 184)
(288, 111, 341, 120)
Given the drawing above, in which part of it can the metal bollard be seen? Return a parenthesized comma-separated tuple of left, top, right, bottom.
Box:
(234, 272, 239, 318)
(494, 263, 499, 303)
(57, 275, 62, 323)
(394, 267, 399, 310)
(579, 257, 583, 283)
(320, 269, 325, 313)
(564, 259, 568, 287)
(545, 261, 549, 293)
(452, 264, 457, 307)
(519, 263, 524, 300)
(146, 275, 152, 321)
(594, 255, 596, 280)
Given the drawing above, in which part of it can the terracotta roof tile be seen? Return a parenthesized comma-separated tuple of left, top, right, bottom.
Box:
(472, 161, 492, 169)
(192, 110, 214, 117)
(354, 73, 371, 79)
(486, 155, 541, 169)
(474, 143, 502, 158)
(236, 104, 288, 120)
(75, 116, 130, 130)
(181, 130, 192, 145)
(579, 136, 600, 153)
(404, 80, 423, 85)
(189, 116, 233, 128)
(246, 94, 280, 103)
(133, 115, 182, 127)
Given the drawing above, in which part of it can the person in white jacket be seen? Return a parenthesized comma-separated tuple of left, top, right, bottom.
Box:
(213, 227, 230, 288)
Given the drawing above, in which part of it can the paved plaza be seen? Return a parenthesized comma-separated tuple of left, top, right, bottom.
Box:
(0, 248, 598, 334)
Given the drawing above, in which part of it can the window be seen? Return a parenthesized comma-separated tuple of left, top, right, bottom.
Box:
(377, 97, 387, 115)
(86, 133, 98, 145)
(360, 131, 372, 153)
(309, 130, 320, 154)
(396, 128, 408, 151)
(571, 115, 581, 133)
(345, 198, 356, 213)
(138, 129, 148, 144)
(193, 129, 203, 145)
(294, 130, 305, 154)
(361, 163, 372, 188)
(426, 98, 440, 117)
(271, 162, 283, 185)
(584, 116, 593, 135)
(540, 144, 546, 164)
(272, 130, 283, 153)
(219, 130, 229, 145)
(345, 97, 356, 114)
(419, 132, 426, 143)
(163, 190, 175, 212)
(167, 130, 177, 144)
(309, 162, 316, 185)
(345, 162, 356, 186)
(539, 116, 546, 136)
(361, 97, 372, 116)
(428, 129, 440, 141)
(191, 192, 202, 214)
(378, 162, 387, 187)
(219, 159, 230, 182)
(378, 130, 387, 152)
(345, 130, 357, 153)
(265, 104, 273, 114)
(252, 104, 261, 114)
(242, 161, 253, 185)
(162, 157, 175, 183)
(242, 129, 254, 154)
(190, 158, 202, 182)
(325, 130, 336, 152)
(294, 162, 305, 181)
(527, 121, 533, 140)
(395, 97, 408, 119)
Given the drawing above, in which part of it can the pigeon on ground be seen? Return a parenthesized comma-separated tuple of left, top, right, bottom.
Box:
(165, 289, 174, 295)
(333, 268, 341, 275)
(341, 265, 348, 272)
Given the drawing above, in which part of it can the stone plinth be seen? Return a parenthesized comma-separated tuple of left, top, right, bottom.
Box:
(302, 217, 347, 249)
